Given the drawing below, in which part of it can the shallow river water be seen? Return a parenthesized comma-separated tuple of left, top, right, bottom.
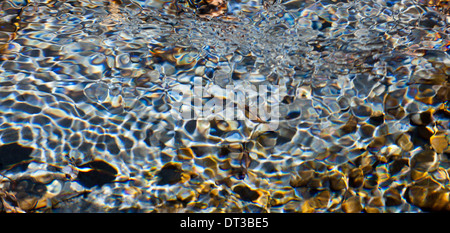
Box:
(0, 0, 449, 212)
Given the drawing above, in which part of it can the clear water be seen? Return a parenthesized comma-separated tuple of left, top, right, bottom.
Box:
(0, 0, 448, 213)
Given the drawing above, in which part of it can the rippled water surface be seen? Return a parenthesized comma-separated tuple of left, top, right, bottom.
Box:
(0, 0, 449, 213)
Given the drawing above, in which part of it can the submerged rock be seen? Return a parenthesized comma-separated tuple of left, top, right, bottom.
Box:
(0, 143, 33, 171)
(76, 160, 118, 188)
(156, 162, 184, 185)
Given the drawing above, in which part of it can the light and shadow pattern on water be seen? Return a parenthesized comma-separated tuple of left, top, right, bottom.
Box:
(0, 0, 448, 212)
